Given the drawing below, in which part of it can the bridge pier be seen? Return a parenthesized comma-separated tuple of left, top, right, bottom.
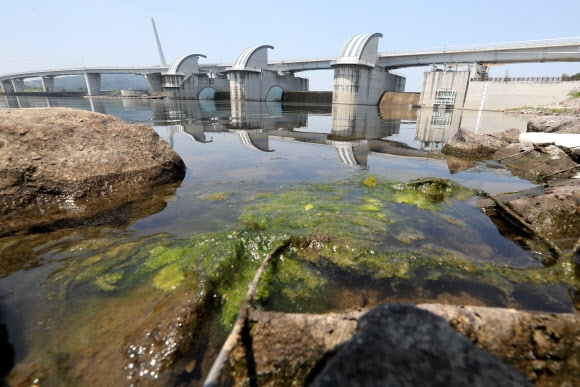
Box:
(145, 73, 163, 92)
(11, 79, 24, 93)
(227, 45, 308, 102)
(162, 54, 230, 99)
(332, 33, 405, 106)
(84, 73, 101, 96)
(41, 76, 55, 93)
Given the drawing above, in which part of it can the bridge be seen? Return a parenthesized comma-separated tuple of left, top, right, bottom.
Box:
(2, 31, 579, 105)
(0, 66, 169, 96)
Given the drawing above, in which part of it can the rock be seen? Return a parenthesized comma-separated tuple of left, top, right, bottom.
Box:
(229, 309, 361, 386)
(226, 304, 580, 386)
(312, 304, 531, 387)
(489, 179, 580, 249)
(0, 108, 185, 235)
(528, 116, 580, 133)
(442, 128, 514, 159)
(493, 143, 578, 183)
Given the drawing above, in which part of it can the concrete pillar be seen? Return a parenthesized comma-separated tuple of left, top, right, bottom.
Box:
(1, 80, 15, 93)
(11, 79, 24, 93)
(229, 70, 263, 101)
(84, 73, 101, 96)
(41, 76, 55, 93)
(332, 64, 385, 105)
(145, 73, 163, 92)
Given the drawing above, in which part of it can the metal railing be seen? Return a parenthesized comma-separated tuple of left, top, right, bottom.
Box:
(471, 76, 563, 82)
(379, 37, 580, 56)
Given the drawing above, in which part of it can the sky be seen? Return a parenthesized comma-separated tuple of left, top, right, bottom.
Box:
(1, 0, 579, 92)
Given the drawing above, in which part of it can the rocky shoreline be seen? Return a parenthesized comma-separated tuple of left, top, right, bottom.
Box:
(2, 106, 579, 385)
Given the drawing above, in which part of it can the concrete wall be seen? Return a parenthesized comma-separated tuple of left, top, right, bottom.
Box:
(380, 92, 420, 107)
(420, 68, 580, 111)
(419, 70, 470, 108)
(463, 80, 580, 110)
(163, 73, 229, 99)
(282, 91, 333, 104)
(229, 69, 308, 102)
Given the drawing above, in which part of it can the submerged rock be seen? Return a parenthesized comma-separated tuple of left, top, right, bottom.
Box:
(442, 128, 519, 159)
(0, 108, 185, 236)
(528, 115, 580, 133)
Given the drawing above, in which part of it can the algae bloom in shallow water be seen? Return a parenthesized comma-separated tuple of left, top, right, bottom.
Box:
(7, 176, 579, 385)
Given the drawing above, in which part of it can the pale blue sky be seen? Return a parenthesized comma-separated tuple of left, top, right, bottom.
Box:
(1, 0, 579, 91)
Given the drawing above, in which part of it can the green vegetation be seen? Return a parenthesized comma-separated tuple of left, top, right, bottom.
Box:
(568, 88, 580, 98)
(37, 177, 579, 331)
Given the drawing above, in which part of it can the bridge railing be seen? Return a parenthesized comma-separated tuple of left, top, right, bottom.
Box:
(379, 37, 580, 56)
(470, 76, 571, 82)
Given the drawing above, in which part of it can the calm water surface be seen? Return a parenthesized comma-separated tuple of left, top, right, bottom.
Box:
(1, 96, 575, 385)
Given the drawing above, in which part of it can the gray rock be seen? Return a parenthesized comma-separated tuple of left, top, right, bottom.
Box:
(442, 128, 511, 159)
(493, 143, 578, 183)
(0, 108, 185, 235)
(528, 116, 580, 133)
(312, 304, 532, 387)
(490, 179, 580, 249)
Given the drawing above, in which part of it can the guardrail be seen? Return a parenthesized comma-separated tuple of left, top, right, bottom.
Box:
(470, 76, 575, 82)
(380, 37, 580, 56)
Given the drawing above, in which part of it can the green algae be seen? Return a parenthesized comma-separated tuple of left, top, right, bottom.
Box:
(364, 176, 377, 187)
(201, 191, 233, 201)
(94, 272, 124, 291)
(36, 176, 579, 339)
(152, 263, 187, 292)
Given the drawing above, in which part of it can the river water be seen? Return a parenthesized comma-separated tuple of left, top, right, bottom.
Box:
(0, 96, 577, 385)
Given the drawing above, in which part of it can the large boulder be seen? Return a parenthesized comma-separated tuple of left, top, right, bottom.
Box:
(528, 116, 580, 133)
(0, 108, 185, 235)
(442, 128, 519, 159)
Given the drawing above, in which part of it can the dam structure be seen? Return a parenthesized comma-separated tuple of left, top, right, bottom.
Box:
(1, 30, 579, 106)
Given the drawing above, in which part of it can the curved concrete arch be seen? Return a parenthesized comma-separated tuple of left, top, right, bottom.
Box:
(338, 33, 383, 63)
(198, 86, 216, 100)
(233, 45, 274, 69)
(265, 85, 284, 102)
(168, 54, 207, 74)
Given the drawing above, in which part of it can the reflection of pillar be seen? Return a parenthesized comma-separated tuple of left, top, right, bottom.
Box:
(144, 73, 163, 92)
(11, 79, 24, 92)
(16, 97, 30, 108)
(84, 73, 101, 96)
(330, 103, 395, 140)
(234, 130, 273, 152)
(329, 140, 369, 166)
(46, 97, 59, 107)
(1, 80, 15, 93)
(5, 96, 19, 108)
(88, 97, 106, 114)
(41, 76, 55, 92)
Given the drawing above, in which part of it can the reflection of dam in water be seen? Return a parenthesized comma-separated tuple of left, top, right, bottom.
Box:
(415, 107, 529, 150)
(2, 95, 531, 167)
(158, 101, 427, 167)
